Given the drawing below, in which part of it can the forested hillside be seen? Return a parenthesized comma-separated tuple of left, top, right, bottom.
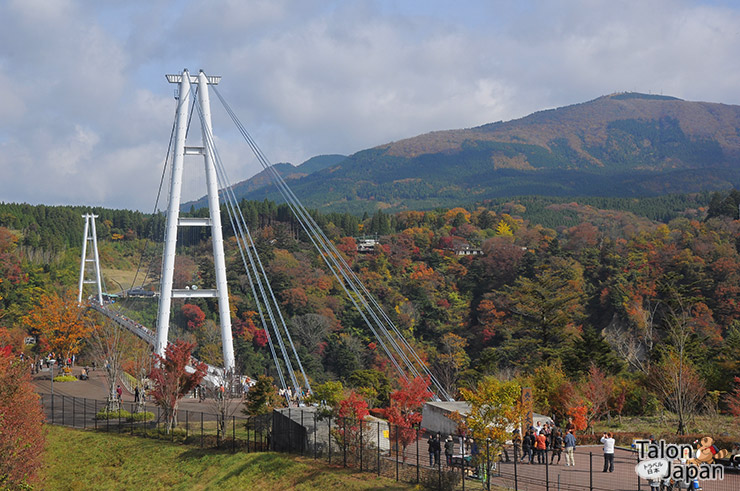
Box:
(2, 190, 740, 425)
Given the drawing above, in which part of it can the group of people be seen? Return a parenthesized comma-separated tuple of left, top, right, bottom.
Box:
(427, 434, 482, 470)
(278, 387, 307, 406)
(515, 419, 578, 466)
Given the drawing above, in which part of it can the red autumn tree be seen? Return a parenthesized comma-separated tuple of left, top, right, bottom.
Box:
(148, 340, 207, 433)
(581, 363, 613, 429)
(384, 376, 433, 461)
(0, 345, 45, 487)
(566, 403, 588, 432)
(181, 303, 205, 331)
(334, 390, 370, 453)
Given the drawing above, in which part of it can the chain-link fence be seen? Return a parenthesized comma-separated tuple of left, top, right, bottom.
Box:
(39, 395, 740, 491)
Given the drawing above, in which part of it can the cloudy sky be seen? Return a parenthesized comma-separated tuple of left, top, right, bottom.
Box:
(2, 0, 739, 211)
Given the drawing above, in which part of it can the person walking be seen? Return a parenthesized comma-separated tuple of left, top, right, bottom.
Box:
(427, 434, 436, 467)
(601, 432, 615, 472)
(444, 436, 454, 466)
(116, 384, 123, 403)
(564, 429, 577, 466)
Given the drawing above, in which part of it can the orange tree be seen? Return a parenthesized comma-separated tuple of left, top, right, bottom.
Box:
(23, 290, 91, 362)
(384, 376, 432, 461)
(453, 377, 525, 464)
(0, 345, 45, 487)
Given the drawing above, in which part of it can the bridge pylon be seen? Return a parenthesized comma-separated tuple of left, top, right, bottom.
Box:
(78, 214, 104, 305)
(156, 69, 235, 371)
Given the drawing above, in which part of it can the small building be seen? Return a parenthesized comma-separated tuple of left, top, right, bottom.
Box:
(421, 401, 553, 438)
(356, 237, 378, 253)
(453, 243, 484, 256)
(271, 407, 390, 454)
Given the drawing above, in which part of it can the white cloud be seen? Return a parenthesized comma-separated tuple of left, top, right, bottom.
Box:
(1, 0, 740, 210)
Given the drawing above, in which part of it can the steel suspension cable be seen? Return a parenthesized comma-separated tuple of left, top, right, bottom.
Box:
(213, 88, 451, 400)
(191, 87, 310, 398)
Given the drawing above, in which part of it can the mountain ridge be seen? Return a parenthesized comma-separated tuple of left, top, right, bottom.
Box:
(202, 93, 740, 213)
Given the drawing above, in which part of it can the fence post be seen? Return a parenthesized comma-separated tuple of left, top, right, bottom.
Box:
(514, 441, 518, 491)
(130, 403, 134, 435)
(416, 426, 419, 484)
(545, 447, 549, 491)
(107, 402, 110, 433)
(185, 410, 189, 440)
(589, 451, 593, 491)
(73, 396, 76, 427)
(487, 439, 491, 490)
(395, 423, 399, 482)
(438, 438, 442, 491)
(94, 398, 97, 430)
(83, 397, 87, 429)
(118, 405, 122, 434)
(62, 395, 65, 426)
(343, 417, 347, 468)
(314, 412, 317, 460)
(461, 438, 465, 491)
(201, 412, 204, 448)
(301, 410, 305, 456)
(232, 416, 236, 453)
(288, 408, 292, 453)
(360, 418, 363, 472)
(51, 393, 54, 425)
(377, 421, 380, 477)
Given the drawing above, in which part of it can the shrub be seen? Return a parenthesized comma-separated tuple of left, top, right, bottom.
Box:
(95, 408, 132, 420)
(129, 411, 155, 422)
(52, 375, 78, 382)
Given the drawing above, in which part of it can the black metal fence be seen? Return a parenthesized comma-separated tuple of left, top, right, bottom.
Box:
(39, 394, 740, 491)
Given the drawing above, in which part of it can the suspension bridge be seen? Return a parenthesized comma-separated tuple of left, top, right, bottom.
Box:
(78, 69, 452, 404)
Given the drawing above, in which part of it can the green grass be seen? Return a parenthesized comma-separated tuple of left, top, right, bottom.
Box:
(38, 426, 412, 490)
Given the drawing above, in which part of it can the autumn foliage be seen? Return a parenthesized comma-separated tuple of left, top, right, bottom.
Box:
(149, 340, 207, 432)
(0, 346, 45, 487)
(23, 290, 92, 361)
(334, 390, 370, 452)
(384, 376, 432, 459)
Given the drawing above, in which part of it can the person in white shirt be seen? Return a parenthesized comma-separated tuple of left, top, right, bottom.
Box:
(601, 432, 615, 472)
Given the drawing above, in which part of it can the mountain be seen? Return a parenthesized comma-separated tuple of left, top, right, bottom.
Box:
(182, 154, 346, 211)
(234, 93, 740, 213)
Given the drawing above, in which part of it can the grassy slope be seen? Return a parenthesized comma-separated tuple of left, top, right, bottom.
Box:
(39, 426, 410, 491)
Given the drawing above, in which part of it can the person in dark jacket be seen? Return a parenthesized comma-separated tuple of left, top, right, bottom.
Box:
(433, 434, 442, 467)
(444, 436, 454, 466)
(550, 431, 563, 464)
(522, 429, 535, 463)
(427, 434, 435, 466)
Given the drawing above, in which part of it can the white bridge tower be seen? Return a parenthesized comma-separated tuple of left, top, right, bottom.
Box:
(78, 213, 104, 305)
(156, 69, 235, 371)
